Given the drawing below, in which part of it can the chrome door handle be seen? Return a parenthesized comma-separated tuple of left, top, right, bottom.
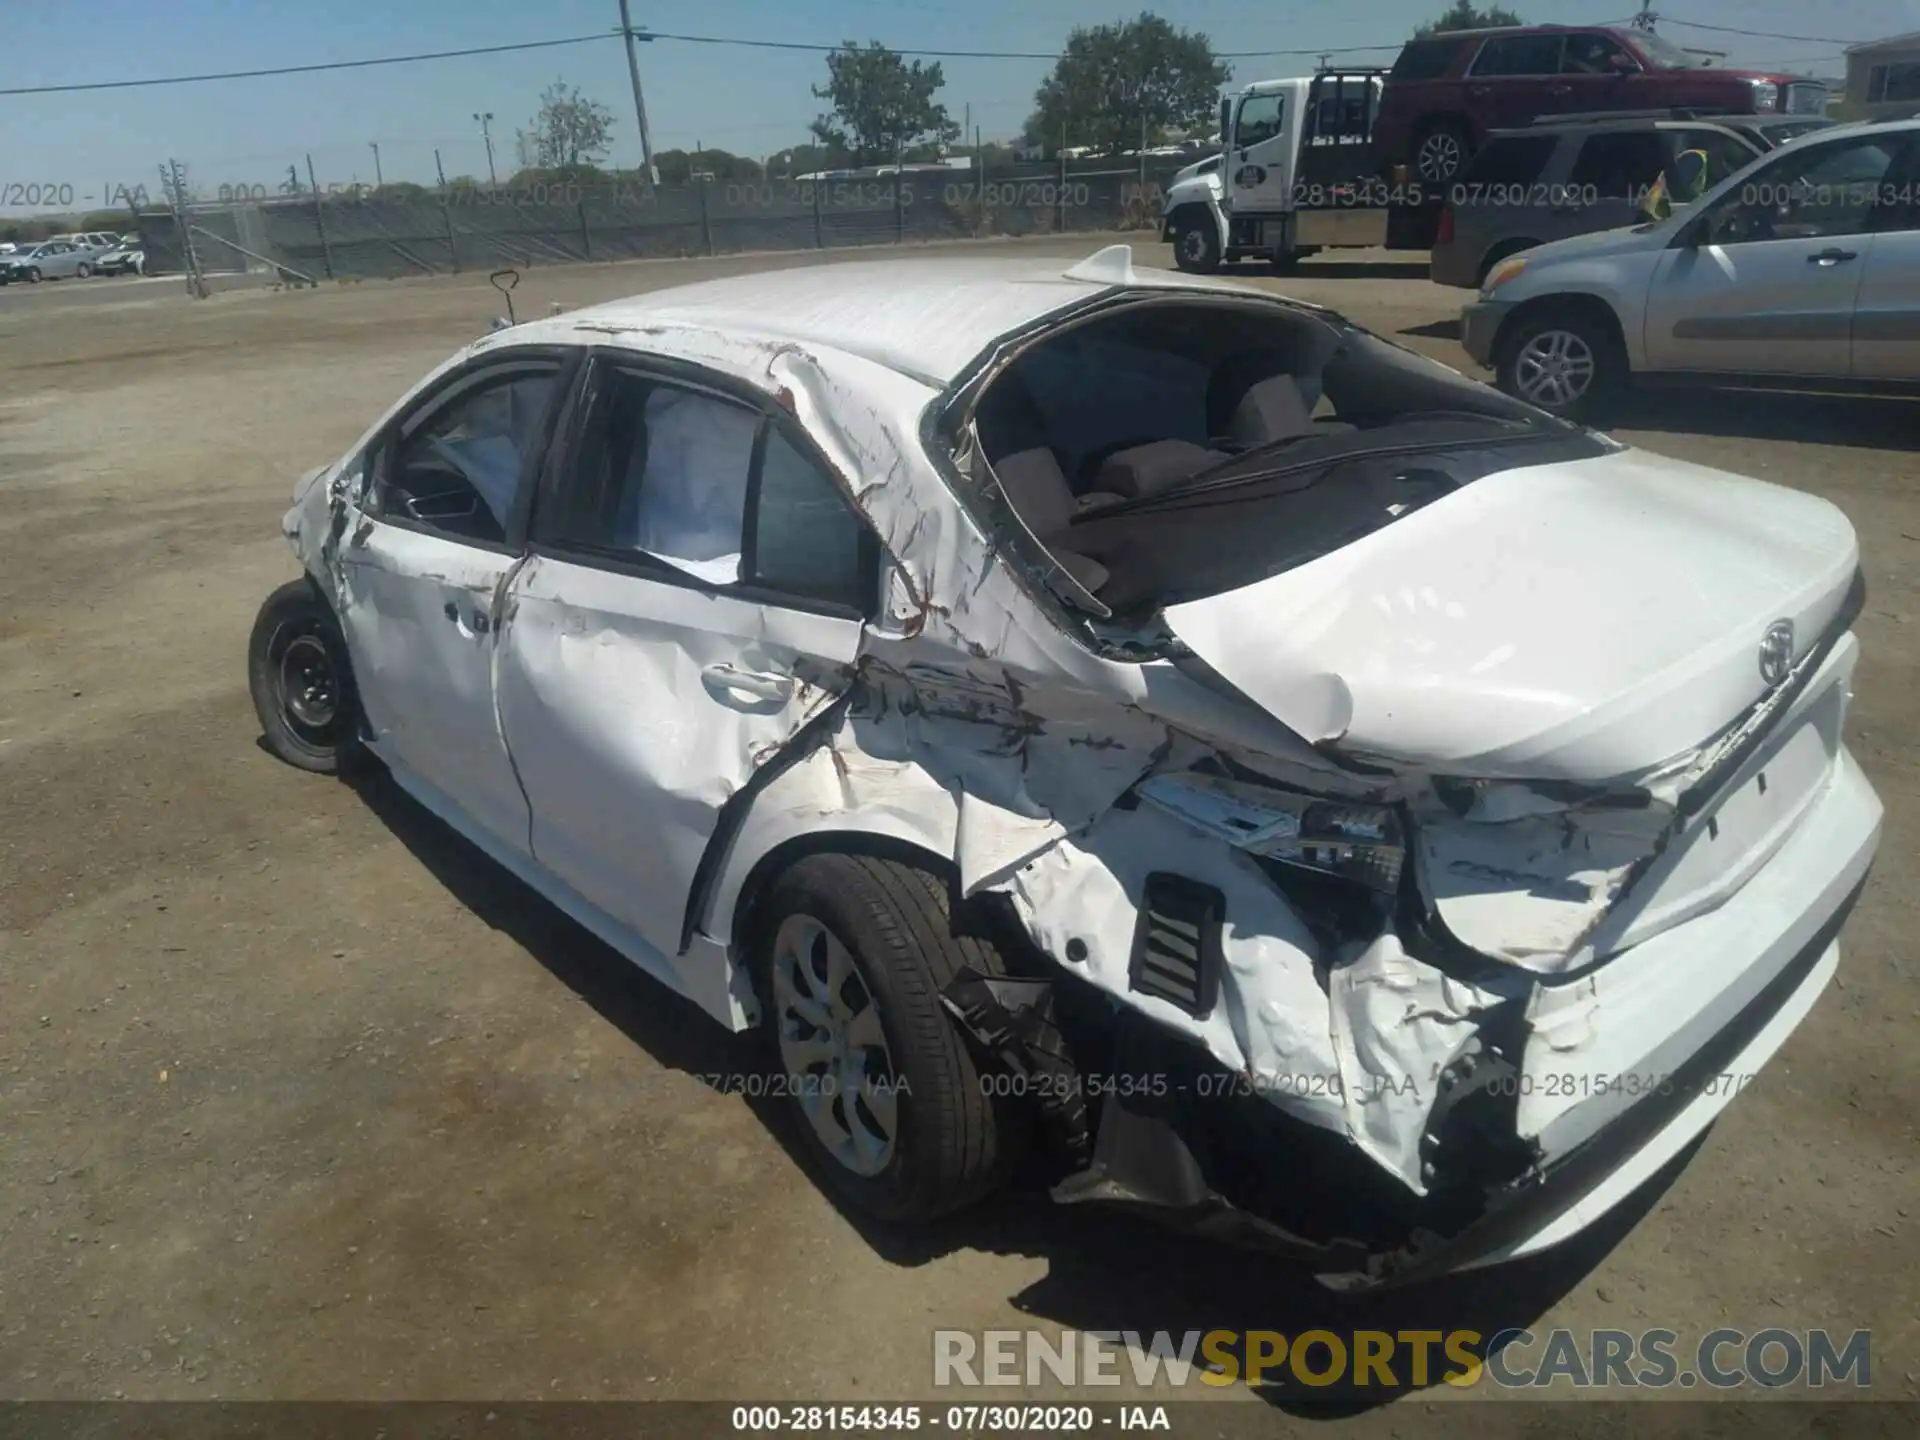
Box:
(1807, 248, 1857, 265)
(701, 664, 793, 703)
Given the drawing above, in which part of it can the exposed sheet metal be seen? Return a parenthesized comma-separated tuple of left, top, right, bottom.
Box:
(1327, 933, 1507, 1193)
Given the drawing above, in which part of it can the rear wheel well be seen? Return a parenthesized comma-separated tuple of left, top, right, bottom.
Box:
(730, 831, 1052, 976)
(733, 833, 956, 958)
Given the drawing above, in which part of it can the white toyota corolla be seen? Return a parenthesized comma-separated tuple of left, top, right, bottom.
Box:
(250, 245, 1881, 1290)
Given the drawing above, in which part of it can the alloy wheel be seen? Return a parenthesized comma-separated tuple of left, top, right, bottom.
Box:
(770, 914, 899, 1178)
(1511, 328, 1596, 410)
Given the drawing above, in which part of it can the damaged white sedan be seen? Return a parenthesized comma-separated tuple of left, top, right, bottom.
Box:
(250, 244, 1880, 1290)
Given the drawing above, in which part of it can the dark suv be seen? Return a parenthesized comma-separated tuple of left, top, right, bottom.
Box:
(1377, 25, 1828, 186)
(1428, 111, 1832, 288)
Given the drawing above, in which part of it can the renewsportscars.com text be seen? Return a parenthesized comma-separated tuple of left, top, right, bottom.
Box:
(932, 1327, 1872, 1391)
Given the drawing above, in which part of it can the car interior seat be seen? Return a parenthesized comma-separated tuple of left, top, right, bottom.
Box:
(972, 370, 1114, 593)
(1205, 348, 1355, 451)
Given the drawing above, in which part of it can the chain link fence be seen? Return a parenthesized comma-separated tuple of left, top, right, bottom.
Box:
(134, 162, 1193, 284)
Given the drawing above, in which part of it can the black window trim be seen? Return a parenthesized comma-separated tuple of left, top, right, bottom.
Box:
(365, 342, 583, 557)
(525, 345, 883, 623)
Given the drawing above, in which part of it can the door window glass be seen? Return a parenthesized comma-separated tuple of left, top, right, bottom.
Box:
(1235, 94, 1284, 148)
(1471, 35, 1565, 77)
(1569, 131, 1667, 199)
(1560, 33, 1634, 75)
(749, 430, 870, 611)
(381, 363, 559, 543)
(1705, 137, 1900, 244)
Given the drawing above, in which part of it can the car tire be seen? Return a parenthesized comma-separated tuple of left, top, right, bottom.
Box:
(750, 852, 1022, 1226)
(1496, 305, 1624, 422)
(247, 576, 365, 775)
(1172, 213, 1222, 274)
(1414, 118, 1473, 187)
(76, 262, 92, 278)
(25, 267, 40, 283)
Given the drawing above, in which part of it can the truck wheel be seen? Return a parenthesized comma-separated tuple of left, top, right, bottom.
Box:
(1414, 119, 1472, 187)
(247, 577, 365, 775)
(1497, 307, 1623, 422)
(749, 853, 1022, 1226)
(1173, 214, 1221, 274)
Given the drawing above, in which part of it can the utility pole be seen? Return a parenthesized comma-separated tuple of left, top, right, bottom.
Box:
(474, 111, 498, 187)
(369, 141, 383, 188)
(1631, 0, 1658, 31)
(616, 0, 660, 186)
(160, 159, 207, 299)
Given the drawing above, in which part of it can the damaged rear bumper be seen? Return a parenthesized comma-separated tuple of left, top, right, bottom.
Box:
(953, 748, 1880, 1292)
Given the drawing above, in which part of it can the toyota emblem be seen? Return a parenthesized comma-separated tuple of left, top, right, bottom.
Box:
(1758, 620, 1795, 688)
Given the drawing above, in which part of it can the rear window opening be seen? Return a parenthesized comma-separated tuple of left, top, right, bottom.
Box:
(959, 297, 1608, 619)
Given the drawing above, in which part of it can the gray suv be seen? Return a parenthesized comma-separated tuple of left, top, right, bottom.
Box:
(1461, 116, 1920, 418)
(1431, 112, 1832, 288)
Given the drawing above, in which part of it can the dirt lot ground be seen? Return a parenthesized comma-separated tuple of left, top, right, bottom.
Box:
(2, 233, 1916, 1416)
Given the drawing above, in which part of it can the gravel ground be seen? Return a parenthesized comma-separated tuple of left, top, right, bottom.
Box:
(1, 234, 1914, 1418)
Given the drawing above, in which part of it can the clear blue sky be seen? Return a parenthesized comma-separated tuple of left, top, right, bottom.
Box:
(0, 0, 1907, 212)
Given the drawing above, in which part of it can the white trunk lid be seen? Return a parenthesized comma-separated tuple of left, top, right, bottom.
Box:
(1161, 448, 1859, 781)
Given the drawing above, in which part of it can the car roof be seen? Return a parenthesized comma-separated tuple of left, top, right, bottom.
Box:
(513, 250, 1266, 386)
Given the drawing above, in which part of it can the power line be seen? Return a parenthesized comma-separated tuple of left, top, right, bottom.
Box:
(0, 25, 1404, 97)
(0, 31, 614, 97)
(1655, 17, 1868, 47)
(641, 28, 1400, 59)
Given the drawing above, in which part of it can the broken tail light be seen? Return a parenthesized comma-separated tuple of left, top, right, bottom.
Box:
(1136, 772, 1406, 894)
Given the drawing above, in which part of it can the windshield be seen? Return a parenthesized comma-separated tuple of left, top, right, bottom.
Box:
(965, 299, 1609, 617)
(1633, 32, 1697, 69)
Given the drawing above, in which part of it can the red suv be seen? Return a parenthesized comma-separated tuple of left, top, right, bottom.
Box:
(1376, 25, 1828, 187)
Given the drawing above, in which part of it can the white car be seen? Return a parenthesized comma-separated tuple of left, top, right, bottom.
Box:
(251, 245, 1880, 1290)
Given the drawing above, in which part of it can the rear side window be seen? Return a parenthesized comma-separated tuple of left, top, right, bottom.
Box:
(1462, 136, 1559, 186)
(1390, 38, 1466, 81)
(749, 430, 871, 611)
(1472, 35, 1566, 77)
(1568, 131, 1667, 198)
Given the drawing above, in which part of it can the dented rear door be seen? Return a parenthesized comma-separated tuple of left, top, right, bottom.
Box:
(494, 354, 874, 958)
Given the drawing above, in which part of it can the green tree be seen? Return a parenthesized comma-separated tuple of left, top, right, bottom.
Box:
(810, 42, 960, 166)
(1414, 2, 1524, 37)
(516, 78, 616, 175)
(1026, 13, 1231, 158)
(651, 149, 765, 185)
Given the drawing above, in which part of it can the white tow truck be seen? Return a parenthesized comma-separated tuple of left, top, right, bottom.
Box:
(1162, 70, 1430, 273)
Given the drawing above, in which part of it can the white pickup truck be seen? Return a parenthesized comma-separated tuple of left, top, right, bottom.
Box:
(1162, 70, 1430, 272)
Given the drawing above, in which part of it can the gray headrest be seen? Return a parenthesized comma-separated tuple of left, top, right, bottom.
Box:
(1226, 373, 1314, 448)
